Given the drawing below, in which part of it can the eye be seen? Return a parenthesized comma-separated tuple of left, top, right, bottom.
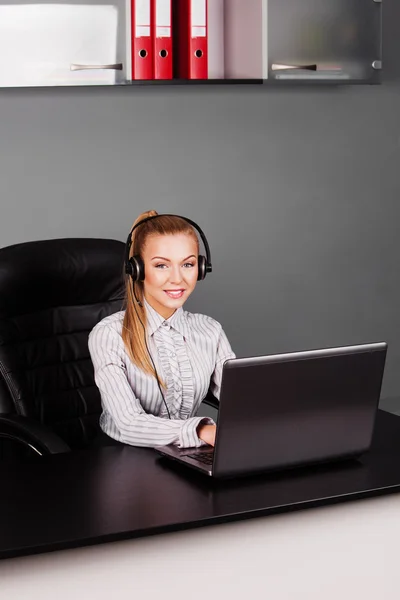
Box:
(184, 262, 195, 268)
(155, 264, 167, 269)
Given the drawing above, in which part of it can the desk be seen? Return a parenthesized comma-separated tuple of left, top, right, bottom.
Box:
(1, 410, 400, 599)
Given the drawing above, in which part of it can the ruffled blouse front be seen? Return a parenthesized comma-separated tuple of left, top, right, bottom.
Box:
(153, 323, 195, 420)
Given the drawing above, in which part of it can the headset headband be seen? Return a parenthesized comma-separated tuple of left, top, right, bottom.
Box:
(124, 214, 212, 271)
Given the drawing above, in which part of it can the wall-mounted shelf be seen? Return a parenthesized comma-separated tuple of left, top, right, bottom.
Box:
(0, 0, 382, 89)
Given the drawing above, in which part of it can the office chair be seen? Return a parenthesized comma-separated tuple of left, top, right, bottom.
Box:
(0, 238, 218, 460)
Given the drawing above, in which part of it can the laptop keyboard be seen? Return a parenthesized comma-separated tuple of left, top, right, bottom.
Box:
(185, 451, 214, 465)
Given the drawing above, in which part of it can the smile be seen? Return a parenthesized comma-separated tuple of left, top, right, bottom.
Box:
(164, 290, 185, 299)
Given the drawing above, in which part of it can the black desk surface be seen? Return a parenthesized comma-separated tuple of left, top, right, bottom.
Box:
(1, 409, 400, 561)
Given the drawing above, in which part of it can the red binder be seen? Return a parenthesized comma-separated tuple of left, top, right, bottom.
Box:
(176, 0, 208, 79)
(132, 0, 153, 79)
(152, 0, 173, 79)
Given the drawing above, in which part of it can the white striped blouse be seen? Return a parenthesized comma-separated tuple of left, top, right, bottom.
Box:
(88, 298, 236, 448)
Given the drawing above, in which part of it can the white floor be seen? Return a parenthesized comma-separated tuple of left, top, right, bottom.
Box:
(379, 397, 400, 416)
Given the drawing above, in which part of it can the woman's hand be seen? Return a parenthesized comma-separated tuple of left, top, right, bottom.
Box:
(197, 424, 216, 446)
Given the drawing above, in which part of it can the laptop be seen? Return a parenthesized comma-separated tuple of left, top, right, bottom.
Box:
(155, 342, 387, 479)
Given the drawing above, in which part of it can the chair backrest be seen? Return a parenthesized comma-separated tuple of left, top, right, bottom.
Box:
(0, 238, 125, 449)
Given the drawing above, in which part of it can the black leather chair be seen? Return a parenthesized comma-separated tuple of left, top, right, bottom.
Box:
(0, 238, 218, 460)
(0, 238, 126, 458)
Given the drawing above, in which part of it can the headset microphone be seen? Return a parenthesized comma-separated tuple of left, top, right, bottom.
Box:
(132, 285, 143, 308)
(131, 294, 170, 418)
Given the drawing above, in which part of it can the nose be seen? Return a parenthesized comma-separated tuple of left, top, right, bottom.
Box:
(169, 265, 183, 284)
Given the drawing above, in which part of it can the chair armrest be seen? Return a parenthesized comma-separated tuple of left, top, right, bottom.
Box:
(0, 415, 70, 455)
(202, 390, 219, 411)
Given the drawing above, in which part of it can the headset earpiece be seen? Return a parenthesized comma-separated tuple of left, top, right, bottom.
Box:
(125, 256, 144, 281)
(125, 258, 133, 277)
(130, 256, 145, 282)
(197, 255, 207, 281)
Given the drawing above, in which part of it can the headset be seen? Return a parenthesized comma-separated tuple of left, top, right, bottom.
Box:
(124, 214, 212, 290)
(124, 214, 212, 419)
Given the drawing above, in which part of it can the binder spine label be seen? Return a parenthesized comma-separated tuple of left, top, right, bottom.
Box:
(192, 0, 206, 26)
(156, 0, 171, 25)
(135, 0, 150, 26)
(192, 26, 206, 37)
(157, 27, 171, 37)
(136, 26, 151, 36)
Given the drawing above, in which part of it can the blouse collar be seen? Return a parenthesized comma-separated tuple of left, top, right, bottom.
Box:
(144, 297, 191, 341)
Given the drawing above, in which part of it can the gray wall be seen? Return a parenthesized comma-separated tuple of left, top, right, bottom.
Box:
(1, 2, 399, 404)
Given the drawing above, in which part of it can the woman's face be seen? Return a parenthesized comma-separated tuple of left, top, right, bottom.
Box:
(142, 233, 199, 319)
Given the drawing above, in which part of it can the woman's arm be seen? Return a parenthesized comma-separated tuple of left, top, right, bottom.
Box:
(88, 325, 212, 448)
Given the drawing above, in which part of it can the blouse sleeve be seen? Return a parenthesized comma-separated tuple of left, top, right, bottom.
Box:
(88, 324, 213, 449)
(209, 324, 236, 400)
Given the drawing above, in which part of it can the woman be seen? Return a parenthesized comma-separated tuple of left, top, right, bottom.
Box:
(88, 210, 235, 449)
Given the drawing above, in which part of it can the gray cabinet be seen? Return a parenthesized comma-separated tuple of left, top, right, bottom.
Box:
(268, 0, 382, 83)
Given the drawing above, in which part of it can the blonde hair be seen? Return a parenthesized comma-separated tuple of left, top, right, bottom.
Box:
(122, 210, 199, 388)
